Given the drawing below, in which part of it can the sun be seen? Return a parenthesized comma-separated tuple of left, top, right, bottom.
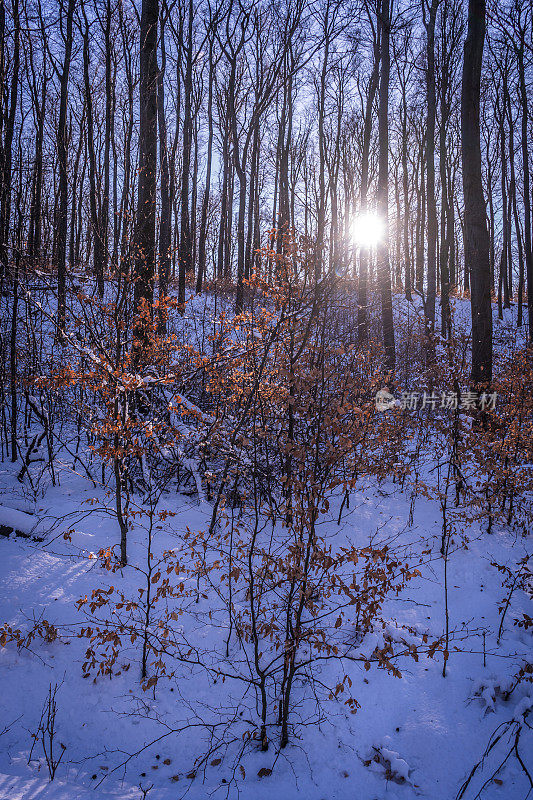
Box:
(351, 213, 385, 248)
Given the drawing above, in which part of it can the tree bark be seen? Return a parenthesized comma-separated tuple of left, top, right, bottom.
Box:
(0, 0, 19, 281)
(377, 0, 395, 372)
(158, 3, 171, 324)
(461, 0, 492, 382)
(196, 37, 215, 293)
(515, 21, 533, 339)
(424, 0, 439, 327)
(55, 0, 75, 336)
(82, 6, 105, 296)
(177, 0, 193, 312)
(134, 0, 159, 335)
(358, 18, 380, 342)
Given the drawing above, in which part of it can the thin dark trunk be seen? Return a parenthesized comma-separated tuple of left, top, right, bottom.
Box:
(158, 5, 171, 324)
(27, 44, 47, 264)
(102, 0, 112, 270)
(134, 0, 159, 336)
(245, 122, 259, 280)
(119, 0, 134, 277)
(217, 128, 229, 280)
(401, 86, 411, 301)
(424, 0, 439, 327)
(506, 88, 523, 321)
(0, 0, 19, 280)
(516, 35, 533, 339)
(69, 108, 85, 272)
(377, 0, 395, 372)
(439, 27, 452, 338)
(190, 116, 199, 273)
(315, 5, 330, 285)
(82, 7, 105, 296)
(358, 24, 380, 342)
(177, 0, 193, 312)
(498, 83, 510, 310)
(196, 42, 214, 293)
(415, 144, 426, 294)
(55, 0, 76, 335)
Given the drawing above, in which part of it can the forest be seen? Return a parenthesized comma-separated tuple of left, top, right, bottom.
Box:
(0, 0, 532, 797)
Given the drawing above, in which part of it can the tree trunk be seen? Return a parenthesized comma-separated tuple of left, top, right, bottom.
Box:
(134, 0, 159, 335)
(196, 40, 215, 294)
(377, 0, 395, 372)
(358, 24, 380, 342)
(102, 0, 112, 272)
(82, 7, 105, 296)
(516, 31, 533, 339)
(158, 4, 171, 324)
(401, 82, 411, 301)
(0, 0, 19, 281)
(177, 0, 193, 312)
(424, 0, 439, 327)
(461, 0, 492, 382)
(54, 0, 75, 335)
(315, 7, 330, 286)
(507, 85, 524, 321)
(27, 44, 47, 265)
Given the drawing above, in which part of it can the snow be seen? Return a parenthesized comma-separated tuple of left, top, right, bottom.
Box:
(378, 746, 410, 782)
(513, 693, 533, 723)
(0, 462, 531, 800)
(0, 506, 42, 538)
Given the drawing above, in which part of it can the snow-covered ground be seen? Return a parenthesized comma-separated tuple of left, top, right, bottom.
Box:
(0, 457, 531, 800)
